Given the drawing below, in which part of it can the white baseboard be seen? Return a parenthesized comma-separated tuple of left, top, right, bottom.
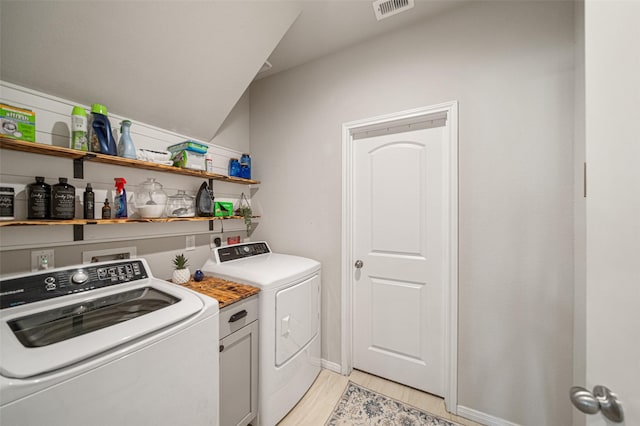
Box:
(321, 359, 342, 374)
(457, 406, 522, 426)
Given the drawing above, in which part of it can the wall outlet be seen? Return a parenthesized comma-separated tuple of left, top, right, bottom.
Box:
(186, 235, 196, 251)
(210, 235, 222, 249)
(31, 249, 55, 271)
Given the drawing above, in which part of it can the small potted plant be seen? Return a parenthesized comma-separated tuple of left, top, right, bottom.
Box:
(235, 192, 252, 235)
(172, 253, 191, 284)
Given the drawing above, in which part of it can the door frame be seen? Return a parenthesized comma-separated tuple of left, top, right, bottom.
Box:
(341, 101, 459, 413)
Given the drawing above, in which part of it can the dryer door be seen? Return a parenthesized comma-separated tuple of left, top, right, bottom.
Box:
(275, 273, 320, 366)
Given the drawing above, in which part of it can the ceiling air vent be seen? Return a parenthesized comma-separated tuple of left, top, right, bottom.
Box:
(373, 0, 414, 21)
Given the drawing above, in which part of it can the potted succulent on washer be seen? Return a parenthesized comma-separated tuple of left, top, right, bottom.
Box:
(172, 253, 191, 284)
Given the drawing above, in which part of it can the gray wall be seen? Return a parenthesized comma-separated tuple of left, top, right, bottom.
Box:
(250, 2, 575, 425)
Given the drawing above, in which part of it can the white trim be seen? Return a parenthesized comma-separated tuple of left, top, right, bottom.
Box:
(321, 359, 342, 374)
(340, 101, 459, 411)
(457, 406, 522, 426)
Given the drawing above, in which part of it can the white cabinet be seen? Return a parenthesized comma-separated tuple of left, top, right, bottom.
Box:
(219, 296, 259, 426)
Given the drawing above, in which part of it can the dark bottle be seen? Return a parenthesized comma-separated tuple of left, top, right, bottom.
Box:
(83, 183, 95, 219)
(102, 198, 111, 219)
(51, 177, 76, 219)
(27, 176, 51, 219)
(196, 181, 214, 217)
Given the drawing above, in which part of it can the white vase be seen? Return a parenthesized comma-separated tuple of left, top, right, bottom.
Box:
(173, 268, 191, 284)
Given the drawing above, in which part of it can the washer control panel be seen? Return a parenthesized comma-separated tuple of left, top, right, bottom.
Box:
(0, 260, 148, 309)
(216, 242, 270, 263)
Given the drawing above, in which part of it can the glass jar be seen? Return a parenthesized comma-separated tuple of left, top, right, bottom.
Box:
(166, 190, 195, 217)
(135, 178, 168, 218)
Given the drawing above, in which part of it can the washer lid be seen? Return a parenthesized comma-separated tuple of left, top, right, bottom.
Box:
(201, 253, 321, 288)
(0, 279, 209, 379)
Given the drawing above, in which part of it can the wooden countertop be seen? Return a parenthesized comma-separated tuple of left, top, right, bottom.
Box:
(177, 276, 260, 309)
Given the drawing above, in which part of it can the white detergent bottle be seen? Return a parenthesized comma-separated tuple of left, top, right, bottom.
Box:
(70, 106, 88, 151)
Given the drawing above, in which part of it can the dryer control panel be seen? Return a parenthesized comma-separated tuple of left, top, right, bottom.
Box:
(0, 260, 149, 309)
(216, 242, 271, 263)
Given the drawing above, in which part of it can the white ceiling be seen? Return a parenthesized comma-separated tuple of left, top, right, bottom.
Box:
(0, 1, 466, 142)
(260, 0, 468, 78)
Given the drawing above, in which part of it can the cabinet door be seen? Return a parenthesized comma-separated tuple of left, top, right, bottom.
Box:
(220, 320, 258, 426)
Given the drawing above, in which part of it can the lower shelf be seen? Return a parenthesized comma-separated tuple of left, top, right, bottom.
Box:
(0, 215, 256, 226)
(0, 215, 258, 241)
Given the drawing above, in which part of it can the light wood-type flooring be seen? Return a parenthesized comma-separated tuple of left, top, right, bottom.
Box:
(278, 369, 483, 425)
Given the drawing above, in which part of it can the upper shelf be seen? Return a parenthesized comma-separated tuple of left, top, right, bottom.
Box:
(0, 137, 260, 185)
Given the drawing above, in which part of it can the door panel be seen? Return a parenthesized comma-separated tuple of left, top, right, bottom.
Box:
(583, 2, 640, 424)
(353, 127, 446, 396)
(370, 278, 424, 359)
(370, 142, 425, 254)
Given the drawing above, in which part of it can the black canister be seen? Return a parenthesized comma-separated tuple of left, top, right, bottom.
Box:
(27, 176, 51, 219)
(51, 177, 76, 219)
(0, 187, 15, 220)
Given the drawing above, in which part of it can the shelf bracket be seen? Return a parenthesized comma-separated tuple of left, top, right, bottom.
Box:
(73, 158, 84, 179)
(208, 177, 215, 232)
(73, 225, 84, 241)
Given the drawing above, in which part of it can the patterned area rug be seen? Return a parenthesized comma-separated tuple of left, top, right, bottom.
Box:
(326, 381, 461, 426)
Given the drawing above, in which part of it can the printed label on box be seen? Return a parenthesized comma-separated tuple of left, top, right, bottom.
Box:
(0, 104, 36, 142)
(214, 201, 234, 217)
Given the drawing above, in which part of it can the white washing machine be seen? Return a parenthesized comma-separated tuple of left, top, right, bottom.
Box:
(201, 242, 321, 426)
(0, 258, 219, 426)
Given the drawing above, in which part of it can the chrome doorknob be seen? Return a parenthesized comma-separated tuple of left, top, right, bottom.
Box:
(570, 385, 624, 423)
(354, 260, 363, 269)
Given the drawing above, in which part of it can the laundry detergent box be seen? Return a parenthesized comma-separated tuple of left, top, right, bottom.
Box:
(214, 201, 234, 217)
(0, 103, 36, 142)
(172, 149, 205, 170)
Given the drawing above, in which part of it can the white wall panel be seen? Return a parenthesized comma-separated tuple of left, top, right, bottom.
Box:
(0, 82, 253, 253)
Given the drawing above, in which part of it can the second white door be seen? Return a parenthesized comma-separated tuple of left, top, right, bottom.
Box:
(353, 126, 447, 397)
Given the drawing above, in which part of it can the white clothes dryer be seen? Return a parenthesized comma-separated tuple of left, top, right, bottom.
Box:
(201, 242, 321, 426)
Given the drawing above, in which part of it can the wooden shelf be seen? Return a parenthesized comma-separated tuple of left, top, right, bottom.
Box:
(0, 216, 258, 227)
(0, 137, 260, 185)
(0, 136, 259, 240)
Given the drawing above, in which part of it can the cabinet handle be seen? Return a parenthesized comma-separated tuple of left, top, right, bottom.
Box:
(229, 309, 248, 323)
(219, 344, 224, 352)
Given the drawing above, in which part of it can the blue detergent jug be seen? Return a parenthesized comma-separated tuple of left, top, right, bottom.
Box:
(89, 103, 117, 155)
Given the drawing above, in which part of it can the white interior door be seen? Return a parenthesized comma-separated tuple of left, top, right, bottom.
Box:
(352, 126, 447, 396)
(581, 1, 640, 424)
